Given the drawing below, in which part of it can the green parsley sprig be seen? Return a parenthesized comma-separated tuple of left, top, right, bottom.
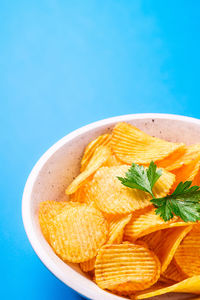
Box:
(118, 161, 200, 222)
(117, 161, 162, 198)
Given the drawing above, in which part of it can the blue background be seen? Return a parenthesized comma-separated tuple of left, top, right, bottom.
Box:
(1, 1, 200, 299)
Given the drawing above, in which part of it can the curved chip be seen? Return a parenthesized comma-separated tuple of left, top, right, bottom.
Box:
(124, 207, 193, 242)
(70, 180, 93, 203)
(81, 134, 111, 171)
(135, 276, 200, 299)
(174, 229, 200, 277)
(104, 153, 123, 167)
(38, 200, 68, 243)
(163, 259, 187, 282)
(95, 243, 161, 293)
(159, 143, 200, 172)
(159, 275, 175, 285)
(106, 214, 132, 244)
(111, 122, 184, 165)
(156, 146, 187, 170)
(66, 145, 111, 194)
(49, 203, 108, 263)
(89, 165, 175, 215)
(171, 157, 200, 192)
(141, 226, 192, 273)
(80, 256, 96, 272)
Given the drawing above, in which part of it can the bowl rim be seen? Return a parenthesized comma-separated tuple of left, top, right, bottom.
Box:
(22, 113, 200, 300)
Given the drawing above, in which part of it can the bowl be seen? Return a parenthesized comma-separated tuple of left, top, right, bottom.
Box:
(22, 113, 200, 300)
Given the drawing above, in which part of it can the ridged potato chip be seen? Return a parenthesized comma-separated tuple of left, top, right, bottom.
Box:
(111, 122, 184, 165)
(141, 226, 192, 272)
(124, 207, 193, 242)
(66, 145, 111, 194)
(159, 275, 175, 285)
(193, 223, 200, 232)
(134, 276, 200, 299)
(174, 229, 200, 277)
(171, 157, 200, 191)
(159, 143, 200, 172)
(89, 165, 175, 215)
(80, 257, 96, 272)
(38, 200, 68, 243)
(106, 214, 132, 244)
(104, 153, 123, 167)
(163, 259, 187, 282)
(95, 243, 161, 293)
(81, 134, 111, 171)
(49, 203, 108, 262)
(156, 146, 187, 170)
(70, 180, 93, 203)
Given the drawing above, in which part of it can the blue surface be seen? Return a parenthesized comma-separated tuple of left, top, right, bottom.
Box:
(1, 1, 200, 299)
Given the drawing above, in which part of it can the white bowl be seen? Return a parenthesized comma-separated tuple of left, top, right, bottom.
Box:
(22, 113, 200, 300)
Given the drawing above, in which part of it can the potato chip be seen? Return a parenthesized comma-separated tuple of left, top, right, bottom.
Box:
(111, 122, 184, 165)
(141, 226, 192, 272)
(66, 145, 111, 194)
(106, 214, 132, 244)
(38, 200, 68, 243)
(81, 134, 111, 171)
(134, 276, 200, 299)
(89, 165, 175, 215)
(49, 203, 108, 262)
(70, 180, 92, 203)
(124, 207, 193, 242)
(104, 153, 123, 167)
(163, 259, 187, 282)
(159, 143, 200, 172)
(174, 229, 200, 277)
(171, 157, 200, 191)
(159, 275, 175, 285)
(95, 243, 161, 293)
(80, 257, 96, 272)
(156, 146, 187, 170)
(114, 231, 124, 244)
(193, 223, 200, 232)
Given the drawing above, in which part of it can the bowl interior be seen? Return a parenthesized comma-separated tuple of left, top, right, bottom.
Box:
(25, 115, 200, 300)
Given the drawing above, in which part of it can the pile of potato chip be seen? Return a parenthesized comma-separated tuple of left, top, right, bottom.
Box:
(39, 122, 200, 299)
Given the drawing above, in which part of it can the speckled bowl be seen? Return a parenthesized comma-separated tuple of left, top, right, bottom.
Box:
(22, 113, 200, 300)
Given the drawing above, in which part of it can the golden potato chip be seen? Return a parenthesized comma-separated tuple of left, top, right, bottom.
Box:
(156, 146, 187, 170)
(111, 122, 184, 165)
(70, 180, 92, 203)
(134, 276, 200, 299)
(174, 229, 200, 277)
(171, 157, 200, 192)
(80, 257, 96, 272)
(124, 207, 193, 242)
(66, 145, 111, 194)
(49, 203, 108, 263)
(81, 134, 111, 171)
(163, 259, 187, 282)
(106, 214, 132, 244)
(104, 153, 123, 167)
(95, 243, 161, 293)
(89, 165, 175, 215)
(141, 226, 192, 273)
(159, 275, 175, 285)
(114, 231, 124, 244)
(193, 223, 200, 232)
(159, 143, 200, 172)
(38, 200, 68, 243)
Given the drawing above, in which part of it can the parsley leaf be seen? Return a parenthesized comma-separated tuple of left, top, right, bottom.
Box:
(151, 181, 200, 222)
(118, 161, 200, 223)
(117, 161, 162, 198)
